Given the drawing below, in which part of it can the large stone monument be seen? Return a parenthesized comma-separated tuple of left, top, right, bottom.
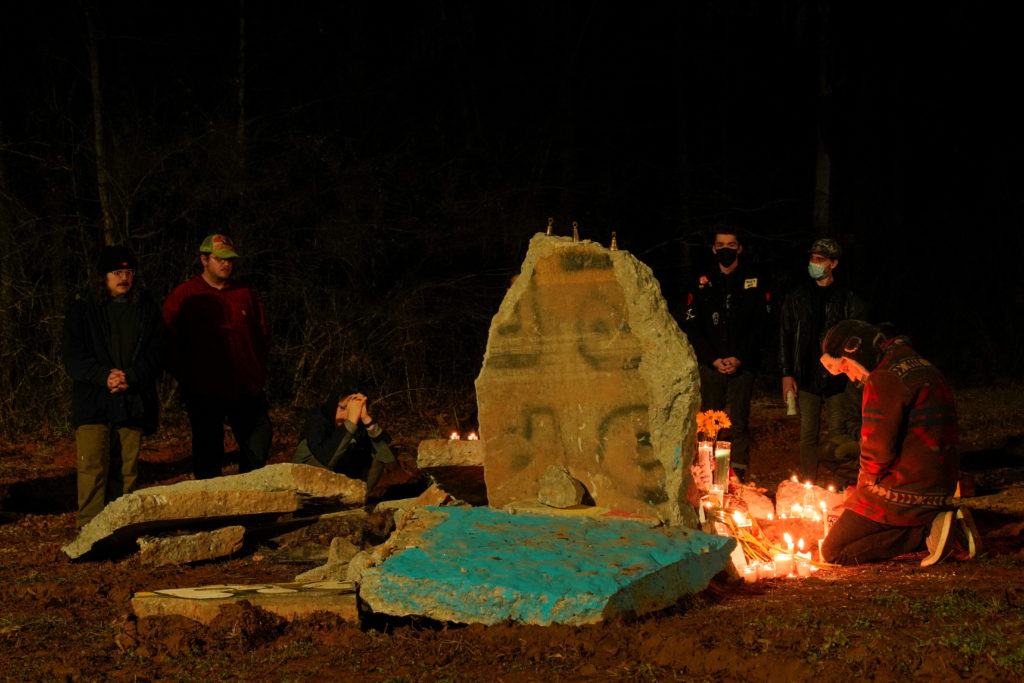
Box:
(476, 233, 700, 526)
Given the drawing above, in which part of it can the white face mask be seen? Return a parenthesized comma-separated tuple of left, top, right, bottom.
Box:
(808, 262, 828, 280)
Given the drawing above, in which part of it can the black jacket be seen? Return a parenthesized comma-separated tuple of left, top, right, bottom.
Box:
(678, 262, 771, 372)
(292, 395, 395, 480)
(62, 288, 166, 433)
(778, 281, 867, 395)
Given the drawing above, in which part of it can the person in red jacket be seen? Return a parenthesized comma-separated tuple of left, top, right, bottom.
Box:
(818, 320, 978, 566)
(162, 234, 272, 479)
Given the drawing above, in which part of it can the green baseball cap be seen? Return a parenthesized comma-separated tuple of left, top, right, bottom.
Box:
(199, 234, 239, 258)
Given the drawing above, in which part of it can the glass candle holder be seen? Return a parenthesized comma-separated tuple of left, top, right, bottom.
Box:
(713, 441, 731, 487)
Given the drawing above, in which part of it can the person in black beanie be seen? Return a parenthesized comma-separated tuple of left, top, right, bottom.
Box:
(292, 388, 396, 496)
(62, 245, 166, 527)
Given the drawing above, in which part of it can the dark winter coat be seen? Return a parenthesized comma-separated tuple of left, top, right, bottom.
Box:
(845, 337, 960, 526)
(679, 262, 771, 371)
(292, 395, 395, 481)
(778, 281, 867, 395)
(62, 288, 166, 434)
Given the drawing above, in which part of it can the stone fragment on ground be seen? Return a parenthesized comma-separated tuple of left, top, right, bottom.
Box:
(537, 466, 586, 508)
(63, 464, 365, 560)
(726, 483, 775, 520)
(416, 438, 488, 505)
(476, 233, 701, 526)
(130, 581, 358, 625)
(293, 536, 362, 582)
(137, 526, 245, 567)
(775, 479, 845, 519)
(359, 505, 734, 625)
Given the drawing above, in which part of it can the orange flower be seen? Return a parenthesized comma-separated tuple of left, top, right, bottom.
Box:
(696, 410, 731, 441)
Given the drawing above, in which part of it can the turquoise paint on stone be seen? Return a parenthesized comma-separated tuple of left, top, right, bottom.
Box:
(360, 506, 735, 625)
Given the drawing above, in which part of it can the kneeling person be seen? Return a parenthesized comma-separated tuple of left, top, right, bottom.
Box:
(292, 390, 395, 494)
(818, 320, 977, 566)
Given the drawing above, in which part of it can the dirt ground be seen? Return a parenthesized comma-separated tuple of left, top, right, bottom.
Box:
(2, 383, 1023, 682)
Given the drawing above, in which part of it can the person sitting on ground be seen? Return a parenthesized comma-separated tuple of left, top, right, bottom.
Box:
(818, 320, 978, 566)
(292, 389, 396, 495)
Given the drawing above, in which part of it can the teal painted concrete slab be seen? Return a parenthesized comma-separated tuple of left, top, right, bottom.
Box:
(359, 506, 735, 625)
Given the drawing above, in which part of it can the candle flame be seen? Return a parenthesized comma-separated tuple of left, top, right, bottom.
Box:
(767, 513, 774, 520)
(449, 431, 459, 440)
(791, 474, 799, 482)
(467, 431, 479, 440)
(804, 481, 812, 489)
(827, 484, 835, 492)
(798, 538, 805, 550)
(784, 532, 793, 546)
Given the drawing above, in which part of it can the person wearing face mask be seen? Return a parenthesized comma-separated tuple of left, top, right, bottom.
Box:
(778, 237, 867, 483)
(677, 222, 771, 482)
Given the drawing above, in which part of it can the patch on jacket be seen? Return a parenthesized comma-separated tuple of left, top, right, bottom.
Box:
(744, 278, 758, 289)
(698, 275, 710, 288)
(888, 357, 932, 378)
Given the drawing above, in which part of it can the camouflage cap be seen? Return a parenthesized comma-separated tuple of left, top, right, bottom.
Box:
(808, 237, 841, 259)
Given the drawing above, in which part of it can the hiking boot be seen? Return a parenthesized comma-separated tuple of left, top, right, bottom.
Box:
(920, 510, 954, 567)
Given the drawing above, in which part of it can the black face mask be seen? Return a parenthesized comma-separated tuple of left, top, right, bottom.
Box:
(716, 248, 738, 267)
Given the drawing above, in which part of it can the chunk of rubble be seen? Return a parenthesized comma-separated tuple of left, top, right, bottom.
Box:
(359, 506, 734, 625)
(727, 484, 775, 520)
(476, 234, 701, 527)
(416, 438, 488, 505)
(293, 536, 361, 582)
(775, 479, 845, 519)
(130, 581, 358, 625)
(137, 526, 246, 567)
(537, 466, 586, 508)
(63, 464, 365, 560)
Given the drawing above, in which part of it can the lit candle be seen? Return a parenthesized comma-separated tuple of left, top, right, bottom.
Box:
(784, 532, 794, 555)
(467, 432, 479, 441)
(820, 501, 829, 537)
(449, 431, 460, 440)
(773, 553, 794, 577)
(796, 551, 812, 577)
(743, 565, 758, 584)
(790, 503, 803, 518)
(759, 562, 777, 579)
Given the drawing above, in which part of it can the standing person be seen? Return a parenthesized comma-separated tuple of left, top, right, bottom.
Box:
(679, 224, 770, 481)
(292, 388, 397, 495)
(818, 320, 977, 566)
(162, 234, 272, 479)
(778, 237, 867, 481)
(62, 245, 165, 527)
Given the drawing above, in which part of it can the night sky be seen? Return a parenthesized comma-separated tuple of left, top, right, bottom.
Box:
(1, 2, 1020, 384)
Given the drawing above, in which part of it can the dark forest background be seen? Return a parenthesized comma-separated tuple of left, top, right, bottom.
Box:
(0, 1, 1020, 437)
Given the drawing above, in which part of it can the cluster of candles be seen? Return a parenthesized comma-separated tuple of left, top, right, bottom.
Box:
(448, 431, 479, 441)
(773, 477, 837, 537)
(741, 533, 816, 584)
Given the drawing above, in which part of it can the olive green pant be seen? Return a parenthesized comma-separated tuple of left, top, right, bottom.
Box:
(75, 424, 142, 527)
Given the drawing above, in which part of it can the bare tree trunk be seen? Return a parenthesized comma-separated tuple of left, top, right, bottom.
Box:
(236, 0, 247, 214)
(0, 123, 14, 401)
(84, 5, 115, 245)
(813, 0, 832, 233)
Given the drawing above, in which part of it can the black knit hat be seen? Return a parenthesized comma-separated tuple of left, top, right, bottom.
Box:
(97, 245, 137, 274)
(822, 320, 888, 374)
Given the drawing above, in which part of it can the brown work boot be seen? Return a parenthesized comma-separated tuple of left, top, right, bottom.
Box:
(920, 510, 954, 568)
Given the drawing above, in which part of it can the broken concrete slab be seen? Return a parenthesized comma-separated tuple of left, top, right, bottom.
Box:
(727, 484, 776, 520)
(537, 466, 586, 508)
(358, 505, 734, 626)
(131, 581, 358, 625)
(63, 464, 366, 560)
(416, 438, 487, 505)
(137, 526, 245, 567)
(292, 536, 363, 582)
(417, 438, 485, 467)
(476, 234, 701, 527)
